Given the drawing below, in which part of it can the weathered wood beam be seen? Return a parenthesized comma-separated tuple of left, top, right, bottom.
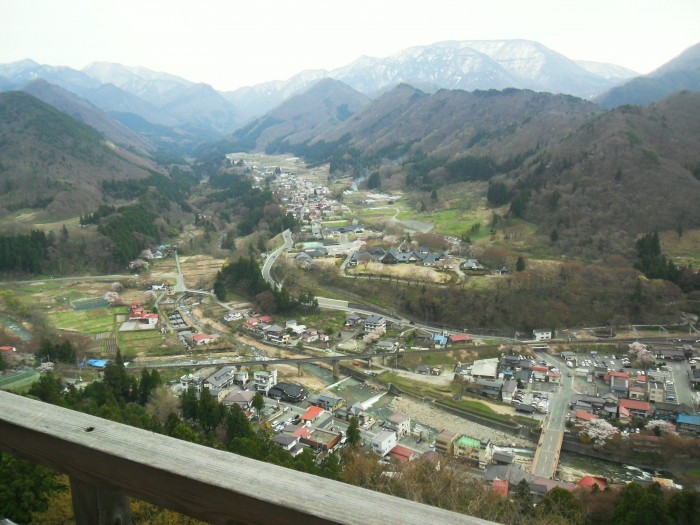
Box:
(0, 390, 490, 525)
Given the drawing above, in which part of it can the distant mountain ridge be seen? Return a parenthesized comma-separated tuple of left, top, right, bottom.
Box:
(596, 42, 700, 108)
(224, 39, 639, 116)
(0, 91, 157, 220)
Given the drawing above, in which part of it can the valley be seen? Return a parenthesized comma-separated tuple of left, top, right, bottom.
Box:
(2, 37, 700, 524)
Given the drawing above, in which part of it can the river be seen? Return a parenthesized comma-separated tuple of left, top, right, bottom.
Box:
(0, 314, 31, 342)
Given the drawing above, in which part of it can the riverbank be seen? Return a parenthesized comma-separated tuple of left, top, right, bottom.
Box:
(387, 395, 534, 448)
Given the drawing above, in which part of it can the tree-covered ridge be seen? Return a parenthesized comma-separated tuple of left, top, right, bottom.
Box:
(97, 204, 160, 264)
(0, 230, 50, 273)
(213, 255, 317, 314)
(102, 168, 198, 203)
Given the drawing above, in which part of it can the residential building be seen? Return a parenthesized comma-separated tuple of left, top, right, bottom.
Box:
(618, 399, 652, 422)
(307, 394, 345, 411)
(648, 381, 667, 403)
(434, 430, 458, 455)
(271, 434, 304, 457)
(364, 314, 387, 333)
(301, 405, 325, 423)
(532, 329, 552, 341)
(388, 445, 416, 463)
(223, 389, 255, 410)
(453, 435, 493, 469)
(471, 358, 499, 380)
(677, 414, 700, 436)
(476, 379, 503, 399)
(448, 333, 472, 345)
(254, 370, 278, 394)
(301, 428, 342, 452)
(263, 324, 290, 345)
(204, 366, 237, 390)
(268, 382, 308, 403)
(371, 430, 398, 457)
(384, 412, 411, 437)
(192, 333, 219, 346)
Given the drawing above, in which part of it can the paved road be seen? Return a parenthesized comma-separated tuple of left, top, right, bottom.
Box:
(262, 229, 293, 290)
(531, 353, 575, 479)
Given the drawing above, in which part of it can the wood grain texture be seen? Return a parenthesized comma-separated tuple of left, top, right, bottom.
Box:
(0, 390, 491, 525)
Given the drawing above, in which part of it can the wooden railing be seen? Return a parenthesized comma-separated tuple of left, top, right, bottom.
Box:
(0, 390, 496, 525)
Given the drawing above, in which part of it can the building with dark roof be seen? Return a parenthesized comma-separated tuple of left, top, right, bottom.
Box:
(268, 382, 308, 403)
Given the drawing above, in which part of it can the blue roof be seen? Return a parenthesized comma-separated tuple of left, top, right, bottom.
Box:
(86, 359, 108, 368)
(677, 413, 700, 426)
(434, 335, 448, 345)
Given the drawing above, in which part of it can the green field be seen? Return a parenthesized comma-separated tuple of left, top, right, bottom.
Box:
(49, 307, 116, 334)
(0, 369, 39, 392)
(116, 330, 175, 358)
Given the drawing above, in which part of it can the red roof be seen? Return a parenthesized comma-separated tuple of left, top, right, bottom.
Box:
(609, 371, 629, 379)
(193, 334, 217, 342)
(449, 334, 472, 343)
(301, 406, 325, 422)
(578, 476, 608, 491)
(388, 445, 416, 463)
(258, 315, 273, 324)
(0, 346, 16, 352)
(292, 426, 311, 439)
(532, 365, 549, 372)
(575, 410, 596, 422)
(619, 399, 650, 412)
(492, 479, 509, 498)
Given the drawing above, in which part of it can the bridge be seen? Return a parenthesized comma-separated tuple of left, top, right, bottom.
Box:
(0, 391, 494, 525)
(131, 350, 402, 380)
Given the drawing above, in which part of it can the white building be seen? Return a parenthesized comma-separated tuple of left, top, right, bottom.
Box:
(533, 329, 552, 341)
(364, 314, 387, 333)
(371, 430, 397, 457)
(254, 369, 278, 394)
(384, 412, 411, 437)
(471, 358, 499, 380)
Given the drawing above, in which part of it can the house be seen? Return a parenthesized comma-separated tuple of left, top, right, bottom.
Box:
(0, 345, 17, 353)
(364, 314, 386, 333)
(533, 329, 552, 341)
(271, 434, 304, 457)
(653, 401, 687, 421)
(345, 312, 362, 326)
(254, 370, 278, 394)
(677, 413, 700, 436)
(454, 435, 493, 469)
(448, 333, 472, 345)
(610, 374, 629, 396)
(371, 430, 398, 457)
(476, 379, 503, 399)
(204, 366, 237, 390)
(223, 389, 256, 409)
(263, 324, 290, 345)
(192, 333, 219, 346)
(501, 380, 518, 404)
(433, 334, 448, 348)
(648, 381, 667, 403)
(462, 259, 485, 271)
(301, 405, 325, 423)
(492, 452, 515, 465)
(307, 394, 345, 411)
(300, 428, 342, 452)
(618, 399, 652, 421)
(628, 385, 646, 401)
(471, 358, 499, 380)
(388, 445, 416, 463)
(384, 412, 411, 437)
(575, 410, 596, 423)
(268, 382, 308, 403)
(434, 430, 458, 455)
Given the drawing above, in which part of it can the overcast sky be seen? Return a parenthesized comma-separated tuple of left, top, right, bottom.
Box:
(3, 0, 699, 91)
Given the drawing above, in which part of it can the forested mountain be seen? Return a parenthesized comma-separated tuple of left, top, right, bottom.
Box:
(21, 79, 154, 154)
(0, 91, 157, 220)
(596, 42, 700, 108)
(214, 78, 370, 155)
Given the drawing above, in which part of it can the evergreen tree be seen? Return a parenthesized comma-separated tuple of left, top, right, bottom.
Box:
(347, 416, 361, 447)
(516, 256, 526, 272)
